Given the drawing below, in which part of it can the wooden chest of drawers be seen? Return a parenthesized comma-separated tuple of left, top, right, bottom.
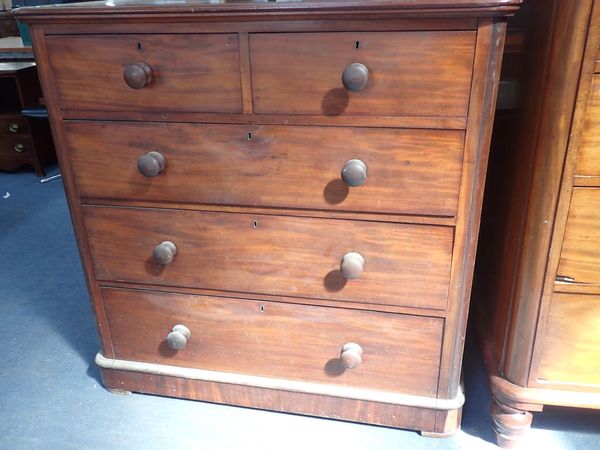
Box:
(17, 0, 520, 436)
(474, 0, 600, 446)
(0, 61, 55, 176)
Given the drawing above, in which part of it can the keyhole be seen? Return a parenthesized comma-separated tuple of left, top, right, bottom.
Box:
(137, 42, 143, 52)
(252, 220, 258, 228)
(247, 132, 253, 140)
(355, 41, 360, 50)
(259, 305, 265, 312)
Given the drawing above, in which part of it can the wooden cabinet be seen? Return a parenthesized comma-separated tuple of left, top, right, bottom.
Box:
(17, 0, 520, 436)
(473, 0, 600, 447)
(0, 62, 55, 175)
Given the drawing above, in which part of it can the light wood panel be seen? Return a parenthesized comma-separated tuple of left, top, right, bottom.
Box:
(575, 76, 600, 182)
(538, 293, 600, 386)
(557, 188, 600, 284)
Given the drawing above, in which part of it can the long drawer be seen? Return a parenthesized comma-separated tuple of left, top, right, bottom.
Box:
(84, 206, 453, 310)
(250, 31, 476, 117)
(46, 34, 242, 113)
(66, 122, 464, 217)
(101, 287, 443, 397)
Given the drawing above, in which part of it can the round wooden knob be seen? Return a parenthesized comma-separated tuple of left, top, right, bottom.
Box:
(166, 324, 191, 350)
(13, 143, 24, 153)
(342, 63, 369, 92)
(341, 159, 367, 187)
(8, 122, 19, 133)
(137, 151, 166, 177)
(153, 241, 177, 266)
(340, 342, 363, 369)
(123, 62, 153, 89)
(340, 252, 365, 280)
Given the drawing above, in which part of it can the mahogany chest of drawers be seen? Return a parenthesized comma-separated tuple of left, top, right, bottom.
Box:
(0, 61, 55, 176)
(474, 0, 600, 446)
(17, 0, 520, 436)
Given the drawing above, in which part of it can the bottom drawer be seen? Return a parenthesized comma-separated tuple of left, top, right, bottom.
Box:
(101, 287, 443, 398)
(538, 292, 600, 386)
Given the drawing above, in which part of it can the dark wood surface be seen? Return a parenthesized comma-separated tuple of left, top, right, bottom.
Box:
(102, 287, 443, 396)
(15, 0, 523, 20)
(18, 0, 516, 435)
(101, 368, 443, 432)
(250, 31, 475, 117)
(66, 122, 465, 217)
(0, 63, 55, 176)
(84, 206, 454, 310)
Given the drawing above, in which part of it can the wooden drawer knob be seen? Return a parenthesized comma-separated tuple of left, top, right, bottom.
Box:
(340, 342, 363, 369)
(13, 143, 24, 153)
(341, 159, 367, 187)
(166, 324, 191, 350)
(340, 252, 364, 280)
(137, 151, 166, 177)
(153, 241, 177, 265)
(123, 62, 153, 89)
(342, 63, 369, 92)
(8, 122, 19, 133)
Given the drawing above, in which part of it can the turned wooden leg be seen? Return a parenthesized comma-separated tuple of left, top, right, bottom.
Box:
(491, 397, 533, 448)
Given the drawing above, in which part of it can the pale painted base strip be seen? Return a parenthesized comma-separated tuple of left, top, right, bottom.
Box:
(96, 352, 464, 411)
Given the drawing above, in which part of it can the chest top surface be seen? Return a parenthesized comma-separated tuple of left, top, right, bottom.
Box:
(15, 0, 522, 20)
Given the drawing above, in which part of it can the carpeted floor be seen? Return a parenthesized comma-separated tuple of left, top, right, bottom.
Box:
(1, 166, 598, 450)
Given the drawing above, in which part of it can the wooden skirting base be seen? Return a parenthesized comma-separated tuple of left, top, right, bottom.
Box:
(99, 365, 462, 435)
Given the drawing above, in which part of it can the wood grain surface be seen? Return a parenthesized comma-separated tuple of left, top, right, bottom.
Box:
(102, 287, 443, 396)
(250, 31, 475, 117)
(66, 121, 464, 217)
(46, 34, 242, 114)
(537, 293, 600, 386)
(101, 368, 441, 432)
(576, 76, 600, 181)
(84, 206, 454, 310)
(557, 188, 600, 284)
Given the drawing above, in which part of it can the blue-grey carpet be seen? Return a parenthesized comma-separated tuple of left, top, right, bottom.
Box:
(0, 166, 598, 450)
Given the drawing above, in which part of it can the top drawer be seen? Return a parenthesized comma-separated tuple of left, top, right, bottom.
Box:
(46, 34, 243, 114)
(250, 31, 476, 117)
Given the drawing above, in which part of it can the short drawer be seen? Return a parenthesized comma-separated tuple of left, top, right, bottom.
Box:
(66, 121, 464, 217)
(0, 116, 29, 137)
(538, 293, 600, 386)
(84, 206, 453, 310)
(575, 75, 600, 178)
(557, 188, 600, 284)
(0, 136, 32, 157)
(46, 34, 242, 114)
(101, 287, 443, 397)
(250, 31, 476, 117)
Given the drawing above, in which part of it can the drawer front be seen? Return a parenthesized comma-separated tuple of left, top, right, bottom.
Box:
(0, 117, 29, 137)
(538, 293, 600, 386)
(102, 287, 443, 397)
(557, 188, 600, 284)
(46, 34, 242, 113)
(66, 122, 464, 217)
(84, 206, 453, 310)
(0, 136, 32, 158)
(575, 75, 600, 177)
(250, 31, 476, 117)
